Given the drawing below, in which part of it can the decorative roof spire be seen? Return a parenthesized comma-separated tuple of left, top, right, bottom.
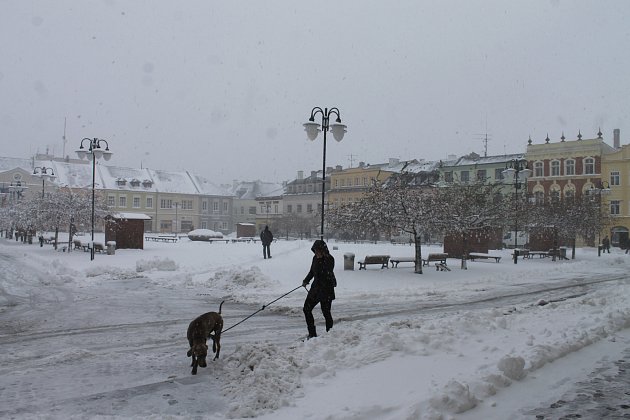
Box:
(528, 136, 532, 145)
(545, 133, 550, 144)
(597, 128, 603, 139)
(577, 130, 582, 140)
(561, 132, 566, 142)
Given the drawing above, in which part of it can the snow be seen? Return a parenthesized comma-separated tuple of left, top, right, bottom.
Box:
(1, 237, 629, 419)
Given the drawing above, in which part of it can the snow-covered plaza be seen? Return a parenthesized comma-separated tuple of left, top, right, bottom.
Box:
(1, 236, 630, 419)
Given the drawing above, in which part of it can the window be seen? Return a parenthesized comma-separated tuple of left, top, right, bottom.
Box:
(160, 199, 172, 209)
(287, 204, 292, 213)
(363, 177, 368, 186)
(610, 200, 620, 215)
(584, 157, 595, 175)
(355, 177, 359, 186)
(341, 179, 346, 187)
(534, 161, 543, 177)
(551, 160, 560, 176)
(249, 206, 256, 214)
(476, 169, 486, 181)
(565, 159, 575, 175)
(223, 202, 228, 212)
(119, 196, 127, 207)
(107, 196, 115, 207)
(494, 168, 503, 180)
(274, 204, 278, 213)
(133, 197, 140, 208)
(460, 170, 469, 182)
(222, 222, 228, 230)
(611, 171, 620, 186)
(181, 200, 193, 210)
(146, 197, 153, 208)
(550, 189, 560, 202)
(241, 206, 244, 214)
(130, 179, 140, 187)
(444, 171, 453, 183)
(307, 203, 313, 213)
(534, 191, 544, 204)
(297, 204, 302, 213)
(201, 221, 207, 229)
(202, 200, 208, 211)
(213, 202, 219, 212)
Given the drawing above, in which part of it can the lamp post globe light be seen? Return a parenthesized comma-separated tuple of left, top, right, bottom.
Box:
(32, 166, 55, 198)
(591, 180, 611, 256)
(76, 137, 113, 261)
(304, 107, 347, 240)
(502, 158, 532, 264)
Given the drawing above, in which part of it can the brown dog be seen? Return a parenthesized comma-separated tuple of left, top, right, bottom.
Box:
(186, 301, 224, 375)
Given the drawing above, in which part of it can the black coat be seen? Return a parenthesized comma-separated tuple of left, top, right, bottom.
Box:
(304, 254, 336, 301)
(260, 229, 273, 245)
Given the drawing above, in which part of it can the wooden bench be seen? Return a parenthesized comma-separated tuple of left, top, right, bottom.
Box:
(421, 253, 448, 266)
(390, 257, 416, 267)
(358, 255, 390, 270)
(93, 242, 105, 253)
(73, 239, 83, 250)
(467, 253, 502, 263)
(512, 249, 530, 259)
(527, 251, 549, 259)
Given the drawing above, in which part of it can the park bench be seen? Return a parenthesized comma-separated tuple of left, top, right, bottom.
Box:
(467, 253, 502, 263)
(421, 253, 448, 266)
(527, 250, 549, 259)
(73, 239, 83, 250)
(511, 249, 530, 259)
(93, 242, 105, 253)
(390, 257, 416, 267)
(358, 255, 390, 270)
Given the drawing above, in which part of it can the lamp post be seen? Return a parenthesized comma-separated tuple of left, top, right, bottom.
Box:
(502, 158, 532, 264)
(304, 107, 347, 240)
(33, 166, 55, 198)
(591, 181, 611, 256)
(76, 138, 113, 260)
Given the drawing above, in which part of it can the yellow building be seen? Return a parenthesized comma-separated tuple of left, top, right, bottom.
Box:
(328, 161, 398, 208)
(601, 131, 630, 247)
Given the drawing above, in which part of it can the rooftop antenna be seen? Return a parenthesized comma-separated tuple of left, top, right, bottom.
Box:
(473, 116, 492, 157)
(61, 117, 67, 158)
(347, 153, 358, 168)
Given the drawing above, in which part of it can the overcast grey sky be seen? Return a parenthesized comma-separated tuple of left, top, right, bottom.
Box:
(1, 0, 629, 184)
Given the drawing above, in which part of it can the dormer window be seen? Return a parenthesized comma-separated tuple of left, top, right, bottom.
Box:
(142, 179, 153, 188)
(116, 178, 127, 186)
(130, 178, 140, 187)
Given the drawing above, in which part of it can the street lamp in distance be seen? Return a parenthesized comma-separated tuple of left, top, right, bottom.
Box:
(33, 166, 55, 198)
(502, 158, 532, 264)
(76, 137, 113, 261)
(304, 107, 347, 240)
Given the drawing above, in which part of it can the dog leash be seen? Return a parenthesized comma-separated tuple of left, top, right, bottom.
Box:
(222, 285, 307, 334)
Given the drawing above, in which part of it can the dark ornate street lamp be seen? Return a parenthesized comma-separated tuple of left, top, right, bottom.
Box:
(502, 158, 532, 264)
(590, 180, 611, 256)
(33, 166, 55, 198)
(304, 107, 347, 240)
(76, 138, 113, 261)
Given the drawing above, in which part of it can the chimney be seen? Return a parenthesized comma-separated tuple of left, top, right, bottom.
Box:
(335, 165, 342, 171)
(614, 128, 621, 148)
(297, 170, 303, 180)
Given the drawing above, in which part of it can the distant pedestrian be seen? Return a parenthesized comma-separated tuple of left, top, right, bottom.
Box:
(39, 235, 44, 247)
(602, 235, 610, 253)
(302, 239, 336, 339)
(260, 225, 273, 259)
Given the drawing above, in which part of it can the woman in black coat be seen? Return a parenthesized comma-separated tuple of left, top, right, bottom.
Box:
(302, 239, 336, 338)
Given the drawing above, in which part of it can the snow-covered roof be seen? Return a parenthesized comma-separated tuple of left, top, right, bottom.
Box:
(0, 156, 33, 173)
(230, 180, 285, 199)
(189, 173, 234, 197)
(109, 212, 152, 220)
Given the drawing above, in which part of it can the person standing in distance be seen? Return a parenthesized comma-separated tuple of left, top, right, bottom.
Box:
(260, 225, 273, 259)
(302, 239, 336, 338)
